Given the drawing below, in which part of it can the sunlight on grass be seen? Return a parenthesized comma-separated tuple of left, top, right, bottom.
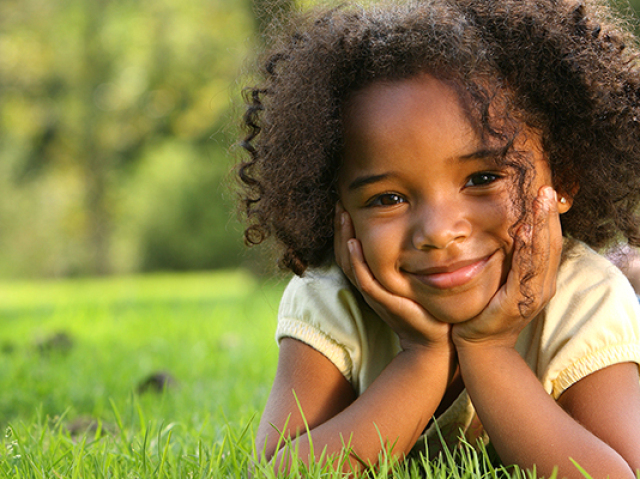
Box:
(0, 270, 284, 430)
(0, 270, 626, 478)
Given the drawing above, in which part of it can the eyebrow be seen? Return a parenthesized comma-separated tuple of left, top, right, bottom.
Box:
(347, 173, 393, 191)
(459, 147, 505, 162)
(347, 147, 505, 192)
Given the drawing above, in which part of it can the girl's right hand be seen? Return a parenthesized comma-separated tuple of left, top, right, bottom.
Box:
(334, 203, 452, 352)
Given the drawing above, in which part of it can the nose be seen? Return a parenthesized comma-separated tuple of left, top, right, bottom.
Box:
(411, 199, 471, 250)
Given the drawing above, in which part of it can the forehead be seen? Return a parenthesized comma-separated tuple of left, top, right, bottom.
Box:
(341, 74, 481, 169)
(344, 74, 469, 134)
(339, 73, 551, 187)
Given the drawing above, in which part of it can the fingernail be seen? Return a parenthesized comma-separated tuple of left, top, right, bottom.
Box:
(347, 239, 355, 254)
(341, 212, 347, 226)
(547, 187, 557, 202)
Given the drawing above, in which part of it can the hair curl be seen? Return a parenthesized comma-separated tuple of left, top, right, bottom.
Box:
(238, 0, 640, 276)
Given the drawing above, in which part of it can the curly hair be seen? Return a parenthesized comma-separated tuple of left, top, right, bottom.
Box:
(238, 0, 640, 276)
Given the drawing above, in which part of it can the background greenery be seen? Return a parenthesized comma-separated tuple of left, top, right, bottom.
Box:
(0, 2, 638, 476)
(0, 0, 638, 279)
(0, 0, 292, 278)
(0, 270, 283, 476)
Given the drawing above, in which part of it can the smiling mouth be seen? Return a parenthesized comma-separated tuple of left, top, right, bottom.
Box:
(409, 253, 496, 290)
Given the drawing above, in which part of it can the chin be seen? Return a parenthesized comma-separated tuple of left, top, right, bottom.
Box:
(428, 311, 478, 324)
(418, 298, 490, 324)
(432, 315, 472, 324)
(408, 278, 502, 324)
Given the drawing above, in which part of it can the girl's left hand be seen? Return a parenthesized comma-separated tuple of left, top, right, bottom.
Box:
(452, 186, 564, 349)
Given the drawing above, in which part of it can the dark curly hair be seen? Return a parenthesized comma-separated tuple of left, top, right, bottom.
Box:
(238, 0, 640, 276)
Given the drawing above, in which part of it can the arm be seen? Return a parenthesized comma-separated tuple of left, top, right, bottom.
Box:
(255, 208, 456, 473)
(256, 337, 454, 473)
(558, 362, 640, 474)
(255, 337, 357, 463)
(453, 187, 640, 478)
(455, 345, 639, 478)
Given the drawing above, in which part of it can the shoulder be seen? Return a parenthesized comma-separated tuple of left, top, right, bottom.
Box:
(277, 264, 399, 393)
(529, 239, 640, 398)
(556, 239, 637, 301)
(279, 263, 358, 320)
(277, 263, 371, 388)
(551, 239, 640, 335)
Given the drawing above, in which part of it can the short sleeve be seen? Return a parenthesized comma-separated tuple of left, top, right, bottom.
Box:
(516, 241, 640, 399)
(276, 264, 399, 394)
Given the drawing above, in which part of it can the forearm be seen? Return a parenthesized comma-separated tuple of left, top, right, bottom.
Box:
(271, 345, 454, 473)
(456, 344, 635, 479)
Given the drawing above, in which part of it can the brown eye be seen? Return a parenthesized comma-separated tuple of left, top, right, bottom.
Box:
(369, 193, 405, 206)
(465, 172, 501, 187)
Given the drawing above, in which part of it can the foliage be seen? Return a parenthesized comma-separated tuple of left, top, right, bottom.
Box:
(0, 268, 275, 476)
(0, 0, 636, 278)
(0, 0, 255, 277)
(613, 0, 640, 36)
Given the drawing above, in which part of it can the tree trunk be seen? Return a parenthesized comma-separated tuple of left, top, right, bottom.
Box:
(81, 0, 112, 275)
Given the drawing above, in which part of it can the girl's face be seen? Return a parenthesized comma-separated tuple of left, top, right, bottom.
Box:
(338, 74, 569, 324)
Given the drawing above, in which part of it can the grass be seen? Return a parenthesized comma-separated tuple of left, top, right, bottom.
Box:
(0, 270, 626, 478)
(0, 269, 284, 477)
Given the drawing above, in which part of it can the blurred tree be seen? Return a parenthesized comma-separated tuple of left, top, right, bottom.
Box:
(0, 0, 636, 278)
(0, 0, 253, 276)
(611, 0, 640, 35)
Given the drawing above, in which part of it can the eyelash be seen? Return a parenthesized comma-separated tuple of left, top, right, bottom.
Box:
(366, 172, 502, 206)
(367, 193, 406, 207)
(464, 172, 502, 187)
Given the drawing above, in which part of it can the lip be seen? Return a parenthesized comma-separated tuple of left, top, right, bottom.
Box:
(409, 253, 495, 290)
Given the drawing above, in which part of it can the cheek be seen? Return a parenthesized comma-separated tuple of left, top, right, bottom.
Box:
(477, 196, 516, 240)
(481, 200, 517, 271)
(353, 219, 402, 272)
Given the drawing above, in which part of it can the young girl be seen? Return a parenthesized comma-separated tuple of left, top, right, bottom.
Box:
(238, 0, 640, 476)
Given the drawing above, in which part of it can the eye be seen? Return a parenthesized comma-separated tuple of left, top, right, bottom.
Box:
(368, 193, 406, 207)
(465, 172, 501, 187)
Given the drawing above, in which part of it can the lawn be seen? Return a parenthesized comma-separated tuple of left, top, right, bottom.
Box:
(0, 269, 285, 477)
(0, 270, 620, 478)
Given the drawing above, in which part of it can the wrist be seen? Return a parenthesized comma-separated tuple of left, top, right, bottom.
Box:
(399, 335, 454, 357)
(398, 340, 457, 381)
(451, 326, 519, 352)
(453, 337, 519, 367)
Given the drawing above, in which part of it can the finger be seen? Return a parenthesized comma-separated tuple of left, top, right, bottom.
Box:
(498, 220, 533, 315)
(347, 238, 375, 292)
(347, 239, 404, 313)
(333, 202, 345, 265)
(533, 187, 562, 299)
(495, 188, 549, 319)
(513, 186, 561, 317)
(544, 189, 564, 288)
(334, 203, 357, 284)
(347, 238, 449, 346)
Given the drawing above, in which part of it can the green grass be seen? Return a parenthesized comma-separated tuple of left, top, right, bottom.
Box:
(0, 269, 285, 477)
(0, 270, 623, 478)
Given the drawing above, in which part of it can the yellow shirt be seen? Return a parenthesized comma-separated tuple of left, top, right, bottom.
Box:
(276, 240, 640, 451)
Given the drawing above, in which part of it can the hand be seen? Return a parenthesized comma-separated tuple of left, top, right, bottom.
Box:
(452, 186, 564, 349)
(335, 203, 452, 352)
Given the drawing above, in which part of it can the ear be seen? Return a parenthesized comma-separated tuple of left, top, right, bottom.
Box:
(556, 184, 579, 214)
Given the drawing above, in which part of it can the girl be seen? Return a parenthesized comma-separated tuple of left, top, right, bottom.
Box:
(238, 0, 640, 476)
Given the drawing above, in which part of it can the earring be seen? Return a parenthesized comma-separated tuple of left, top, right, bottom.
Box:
(559, 197, 567, 204)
